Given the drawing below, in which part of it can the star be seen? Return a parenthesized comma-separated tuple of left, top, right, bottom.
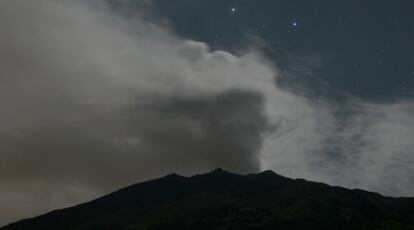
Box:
(292, 22, 298, 26)
(231, 7, 236, 13)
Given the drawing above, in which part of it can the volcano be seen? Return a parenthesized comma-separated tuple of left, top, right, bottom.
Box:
(2, 169, 414, 230)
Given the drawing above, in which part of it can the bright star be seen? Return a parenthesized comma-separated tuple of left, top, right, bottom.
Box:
(292, 22, 298, 26)
(231, 7, 236, 12)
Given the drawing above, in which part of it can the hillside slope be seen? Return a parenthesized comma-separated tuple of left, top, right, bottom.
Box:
(2, 169, 414, 230)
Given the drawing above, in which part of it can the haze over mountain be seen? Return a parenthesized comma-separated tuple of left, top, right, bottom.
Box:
(2, 169, 414, 230)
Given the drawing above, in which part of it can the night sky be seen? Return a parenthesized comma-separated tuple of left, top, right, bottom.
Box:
(0, 0, 413, 227)
(147, 0, 414, 99)
(149, 0, 414, 100)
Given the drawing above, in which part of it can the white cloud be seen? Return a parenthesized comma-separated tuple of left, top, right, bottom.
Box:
(262, 96, 414, 197)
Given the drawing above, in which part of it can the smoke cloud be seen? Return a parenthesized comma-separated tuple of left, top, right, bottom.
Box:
(0, 0, 294, 224)
(0, 0, 413, 226)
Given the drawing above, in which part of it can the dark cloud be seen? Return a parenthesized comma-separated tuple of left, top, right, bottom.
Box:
(139, 90, 269, 174)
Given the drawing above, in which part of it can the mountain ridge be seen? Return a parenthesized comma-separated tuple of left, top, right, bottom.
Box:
(2, 169, 414, 230)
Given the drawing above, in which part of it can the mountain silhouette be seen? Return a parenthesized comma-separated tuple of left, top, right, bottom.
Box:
(2, 169, 414, 230)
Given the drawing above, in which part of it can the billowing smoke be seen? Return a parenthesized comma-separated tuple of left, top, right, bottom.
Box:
(0, 0, 296, 224)
(0, 0, 413, 226)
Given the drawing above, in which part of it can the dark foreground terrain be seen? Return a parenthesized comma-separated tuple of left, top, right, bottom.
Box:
(2, 169, 414, 230)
